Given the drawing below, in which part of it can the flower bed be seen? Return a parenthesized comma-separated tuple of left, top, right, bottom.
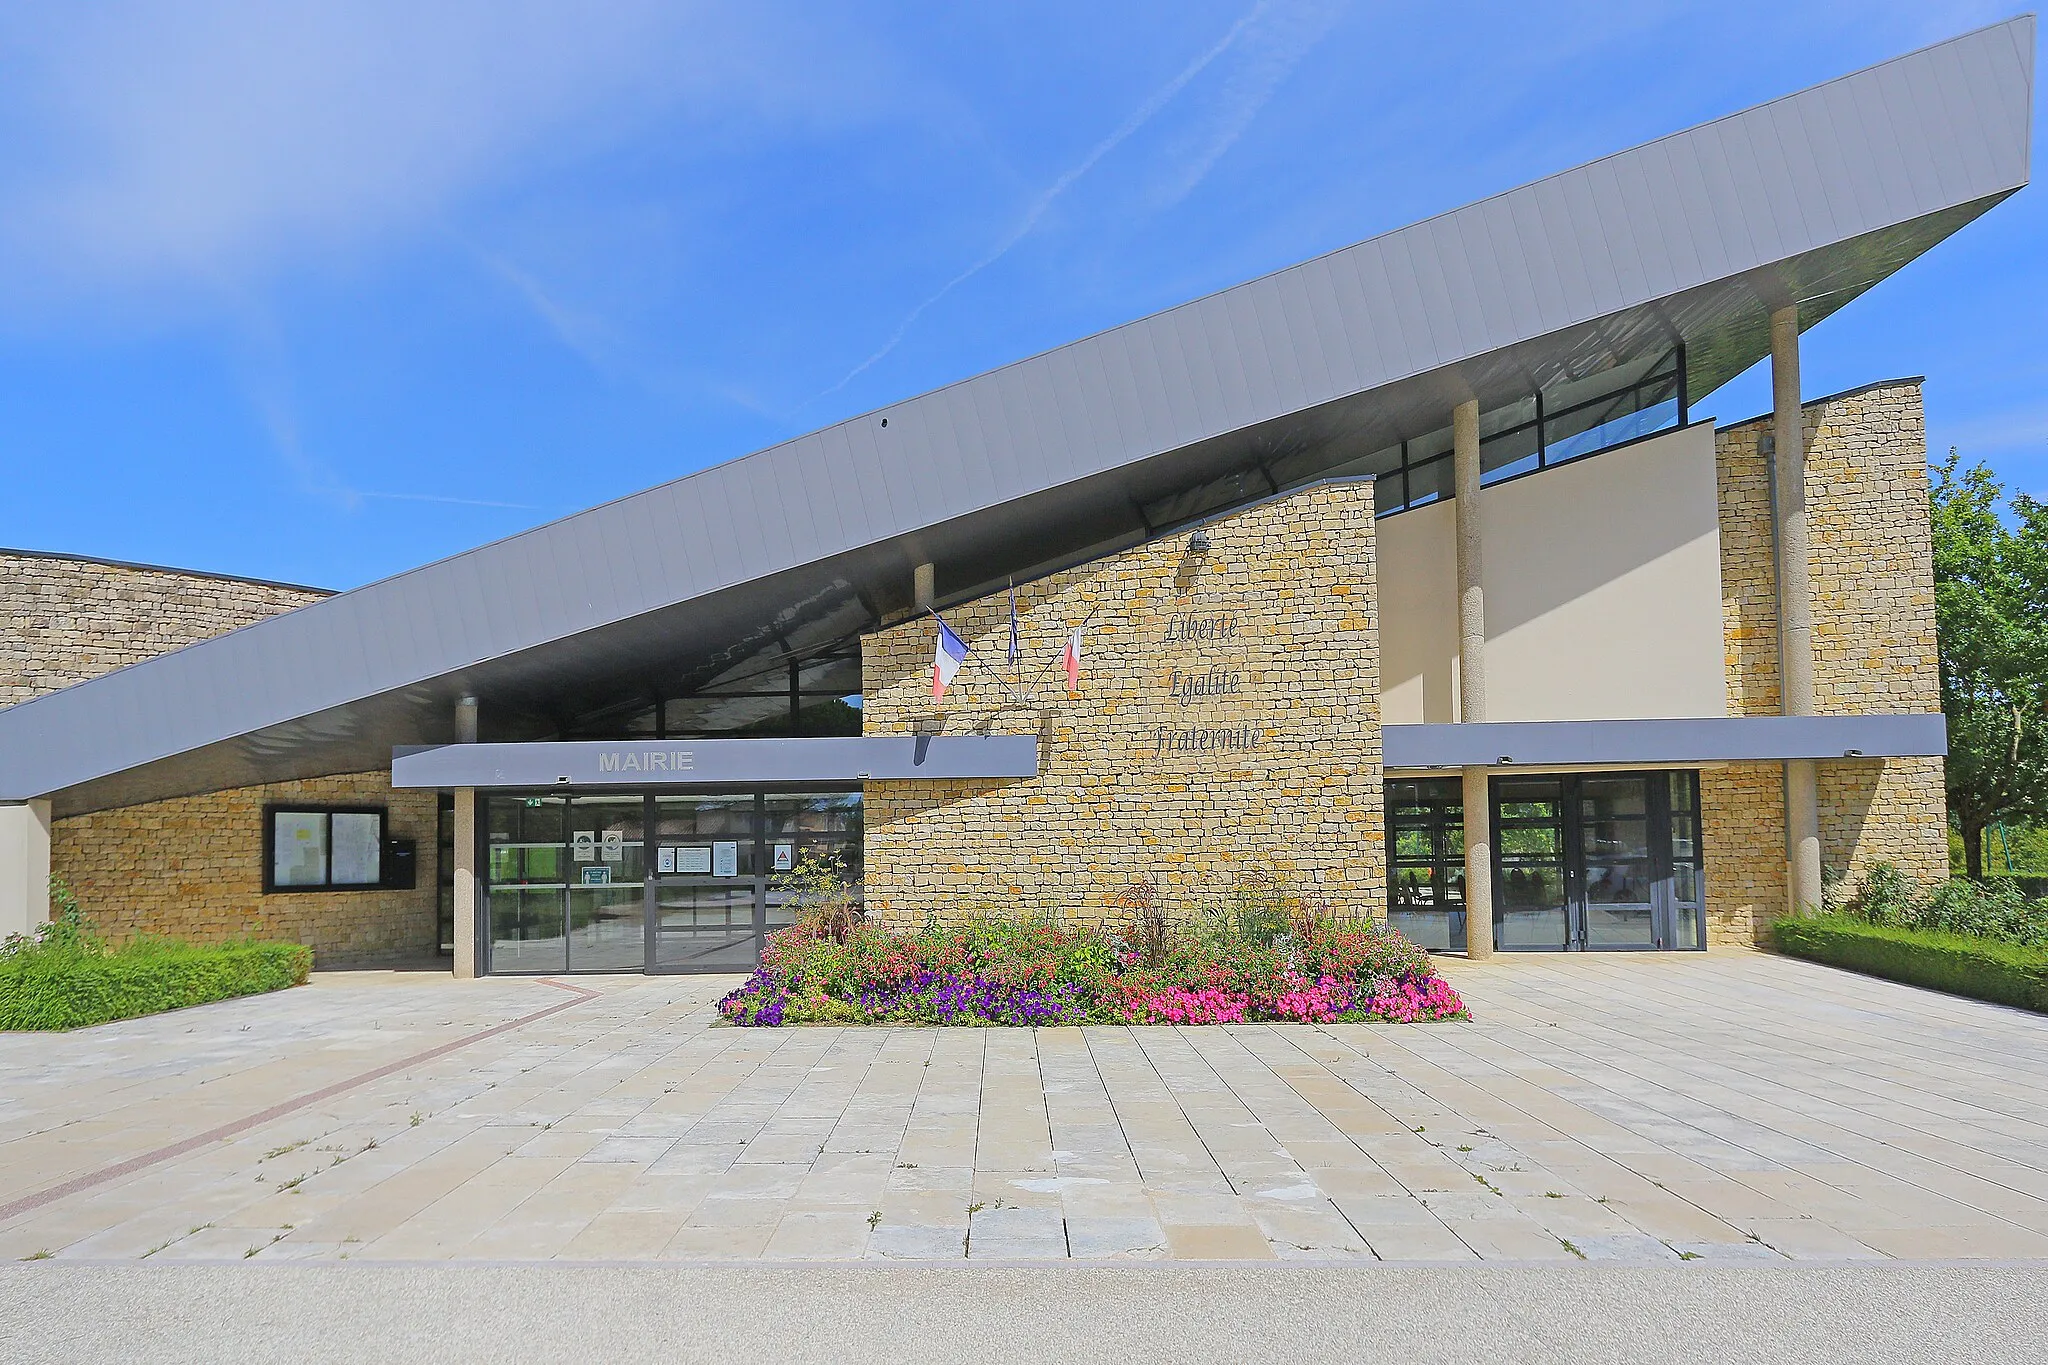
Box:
(717, 911, 1467, 1028)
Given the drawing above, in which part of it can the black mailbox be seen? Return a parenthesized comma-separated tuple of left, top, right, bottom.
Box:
(383, 836, 418, 890)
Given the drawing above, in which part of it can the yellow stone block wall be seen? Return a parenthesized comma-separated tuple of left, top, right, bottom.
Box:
(1, 550, 327, 707)
(51, 772, 439, 967)
(1705, 379, 1948, 944)
(861, 481, 1383, 926)
(1697, 763, 1786, 947)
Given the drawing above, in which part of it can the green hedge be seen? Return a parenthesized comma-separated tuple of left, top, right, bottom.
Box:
(0, 940, 313, 1031)
(1773, 915, 2048, 1014)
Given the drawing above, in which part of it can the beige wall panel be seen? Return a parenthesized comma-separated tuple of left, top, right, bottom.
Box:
(1374, 500, 1458, 726)
(50, 772, 437, 967)
(0, 799, 52, 939)
(1378, 423, 1726, 724)
(861, 482, 1383, 925)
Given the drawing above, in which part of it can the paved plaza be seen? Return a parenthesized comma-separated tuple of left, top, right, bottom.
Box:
(2, 951, 2046, 1265)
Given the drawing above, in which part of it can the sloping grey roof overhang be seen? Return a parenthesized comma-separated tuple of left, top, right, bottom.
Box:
(1385, 715, 1949, 770)
(0, 17, 2033, 816)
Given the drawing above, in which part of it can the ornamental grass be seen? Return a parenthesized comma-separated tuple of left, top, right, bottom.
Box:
(718, 860, 1467, 1028)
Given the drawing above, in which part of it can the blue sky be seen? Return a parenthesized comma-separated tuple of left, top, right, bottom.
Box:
(0, 2, 2039, 590)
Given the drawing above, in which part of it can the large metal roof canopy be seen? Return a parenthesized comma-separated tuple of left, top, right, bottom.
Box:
(1, 17, 2034, 815)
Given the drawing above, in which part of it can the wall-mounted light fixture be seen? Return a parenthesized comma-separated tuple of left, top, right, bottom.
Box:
(1843, 748, 1865, 758)
(1188, 526, 1211, 554)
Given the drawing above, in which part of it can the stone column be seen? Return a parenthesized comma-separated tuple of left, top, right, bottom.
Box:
(0, 800, 52, 942)
(1771, 306, 1824, 915)
(1452, 398, 1494, 958)
(913, 562, 936, 613)
(452, 695, 480, 979)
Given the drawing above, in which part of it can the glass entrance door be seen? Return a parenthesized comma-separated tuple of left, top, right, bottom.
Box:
(481, 788, 864, 973)
(1494, 777, 1571, 948)
(649, 794, 760, 972)
(1387, 779, 1467, 951)
(566, 795, 646, 970)
(485, 794, 646, 973)
(487, 795, 569, 972)
(1386, 771, 1705, 953)
(1488, 771, 1704, 952)
(1579, 776, 1655, 948)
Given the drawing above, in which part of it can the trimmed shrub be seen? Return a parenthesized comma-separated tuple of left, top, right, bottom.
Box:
(0, 938, 313, 1031)
(1773, 915, 2048, 1014)
(1829, 862, 2048, 948)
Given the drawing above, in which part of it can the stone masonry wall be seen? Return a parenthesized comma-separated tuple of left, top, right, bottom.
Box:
(1705, 380, 1948, 944)
(51, 772, 438, 967)
(861, 481, 1383, 926)
(1, 549, 327, 708)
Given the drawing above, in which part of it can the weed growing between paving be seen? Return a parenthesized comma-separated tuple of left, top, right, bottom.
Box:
(718, 857, 1467, 1027)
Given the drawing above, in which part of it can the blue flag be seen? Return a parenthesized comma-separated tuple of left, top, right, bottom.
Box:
(1007, 579, 1020, 663)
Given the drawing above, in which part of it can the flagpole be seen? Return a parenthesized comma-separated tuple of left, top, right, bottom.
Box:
(1016, 600, 1107, 701)
(930, 607, 1029, 708)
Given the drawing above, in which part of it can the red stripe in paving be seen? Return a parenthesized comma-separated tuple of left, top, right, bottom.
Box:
(0, 977, 601, 1227)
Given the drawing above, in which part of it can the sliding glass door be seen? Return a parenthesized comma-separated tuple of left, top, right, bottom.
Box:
(649, 794, 759, 972)
(1385, 771, 1705, 952)
(566, 796, 646, 970)
(487, 795, 570, 973)
(482, 789, 863, 974)
(486, 794, 646, 973)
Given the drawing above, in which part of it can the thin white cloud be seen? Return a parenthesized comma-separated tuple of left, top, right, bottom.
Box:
(469, 237, 798, 424)
(0, 2, 893, 314)
(1152, 0, 1350, 209)
(816, 0, 1280, 398)
(233, 311, 547, 515)
(473, 246, 631, 383)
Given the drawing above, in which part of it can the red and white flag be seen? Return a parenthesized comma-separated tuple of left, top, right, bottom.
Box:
(1060, 626, 1083, 696)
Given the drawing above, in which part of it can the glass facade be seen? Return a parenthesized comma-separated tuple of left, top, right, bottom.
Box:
(476, 789, 861, 974)
(1387, 770, 1705, 952)
(555, 647, 864, 743)
(1373, 346, 1690, 516)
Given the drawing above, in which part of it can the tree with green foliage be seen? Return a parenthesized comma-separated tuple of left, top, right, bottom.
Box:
(1931, 450, 2048, 878)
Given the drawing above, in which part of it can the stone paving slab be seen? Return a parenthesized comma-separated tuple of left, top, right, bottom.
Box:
(2, 952, 2046, 1263)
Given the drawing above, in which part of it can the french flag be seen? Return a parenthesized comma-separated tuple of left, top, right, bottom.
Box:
(1061, 626, 1083, 696)
(931, 617, 969, 701)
